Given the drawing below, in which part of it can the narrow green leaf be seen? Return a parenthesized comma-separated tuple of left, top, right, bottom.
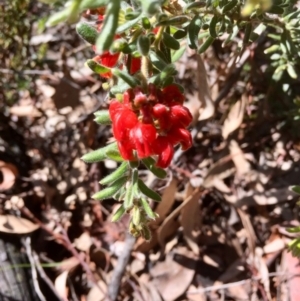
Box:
(173, 29, 187, 40)
(138, 179, 161, 202)
(149, 51, 168, 71)
(157, 16, 189, 26)
(221, 0, 238, 13)
(76, 22, 98, 45)
(137, 35, 150, 56)
(92, 176, 128, 200)
(81, 142, 118, 163)
(209, 15, 219, 38)
(184, 1, 206, 11)
(111, 204, 126, 222)
(96, 0, 121, 53)
(188, 15, 202, 49)
(141, 224, 152, 240)
(112, 69, 139, 87)
(80, 0, 109, 11)
(198, 36, 215, 53)
(243, 22, 252, 45)
(290, 185, 300, 195)
(116, 14, 143, 33)
(162, 32, 180, 50)
(94, 110, 111, 125)
(124, 184, 134, 209)
(46, 9, 70, 27)
(287, 64, 297, 79)
(100, 162, 129, 185)
(142, 157, 167, 179)
(140, 198, 157, 219)
(86, 59, 111, 75)
(132, 206, 141, 226)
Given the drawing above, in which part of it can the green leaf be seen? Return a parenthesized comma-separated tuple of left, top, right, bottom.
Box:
(116, 14, 143, 33)
(140, 198, 157, 219)
(80, 0, 109, 11)
(138, 179, 161, 202)
(100, 162, 129, 185)
(111, 204, 126, 222)
(243, 22, 252, 45)
(198, 36, 215, 53)
(46, 8, 70, 27)
(92, 176, 128, 200)
(173, 29, 187, 40)
(188, 15, 202, 49)
(149, 51, 168, 71)
(162, 32, 180, 50)
(290, 185, 300, 195)
(142, 157, 167, 179)
(76, 22, 98, 45)
(209, 15, 220, 38)
(171, 47, 186, 63)
(140, 0, 163, 15)
(157, 16, 189, 26)
(132, 206, 141, 226)
(221, 0, 238, 13)
(81, 142, 118, 163)
(124, 170, 138, 209)
(96, 0, 121, 53)
(184, 1, 206, 11)
(287, 64, 297, 79)
(112, 69, 139, 87)
(137, 35, 151, 56)
(86, 59, 111, 75)
(94, 110, 111, 125)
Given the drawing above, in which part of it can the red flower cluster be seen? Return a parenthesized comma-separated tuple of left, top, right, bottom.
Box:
(92, 14, 141, 78)
(109, 84, 193, 168)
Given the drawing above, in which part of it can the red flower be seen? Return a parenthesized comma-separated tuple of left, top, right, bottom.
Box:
(169, 105, 193, 127)
(130, 123, 157, 158)
(108, 84, 193, 168)
(109, 100, 137, 141)
(93, 52, 120, 78)
(130, 57, 141, 74)
(161, 85, 185, 105)
(152, 137, 174, 168)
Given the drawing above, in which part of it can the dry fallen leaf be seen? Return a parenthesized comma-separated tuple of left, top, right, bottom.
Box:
(180, 183, 202, 255)
(197, 54, 215, 120)
(203, 155, 235, 190)
(10, 105, 42, 117)
(150, 247, 196, 301)
(229, 140, 251, 175)
(87, 280, 107, 301)
(0, 215, 39, 234)
(54, 270, 69, 301)
(0, 161, 18, 191)
(222, 96, 247, 139)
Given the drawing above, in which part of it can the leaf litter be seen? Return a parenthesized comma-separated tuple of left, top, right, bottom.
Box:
(1, 3, 300, 301)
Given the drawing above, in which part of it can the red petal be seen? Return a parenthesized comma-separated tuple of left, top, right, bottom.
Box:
(130, 57, 141, 74)
(117, 141, 135, 160)
(152, 104, 170, 130)
(130, 123, 157, 158)
(152, 137, 174, 168)
(161, 85, 185, 105)
(100, 52, 120, 68)
(167, 127, 192, 150)
(170, 105, 193, 127)
(113, 109, 138, 141)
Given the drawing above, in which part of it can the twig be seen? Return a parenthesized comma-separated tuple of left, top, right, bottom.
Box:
(107, 233, 136, 301)
(186, 272, 300, 295)
(20, 206, 108, 298)
(33, 252, 65, 301)
(23, 237, 47, 301)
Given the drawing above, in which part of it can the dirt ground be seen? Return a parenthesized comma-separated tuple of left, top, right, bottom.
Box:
(1, 1, 300, 301)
